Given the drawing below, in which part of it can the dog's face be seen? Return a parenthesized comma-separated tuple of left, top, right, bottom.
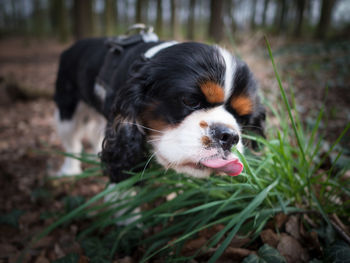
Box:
(102, 42, 265, 182)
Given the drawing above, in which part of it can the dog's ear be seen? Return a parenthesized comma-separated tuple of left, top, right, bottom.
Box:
(232, 60, 266, 150)
(248, 98, 266, 149)
(101, 117, 146, 182)
(101, 58, 151, 182)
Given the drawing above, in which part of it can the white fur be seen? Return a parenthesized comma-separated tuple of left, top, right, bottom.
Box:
(216, 46, 237, 101)
(141, 31, 159, 43)
(144, 41, 178, 58)
(104, 184, 141, 226)
(151, 106, 243, 178)
(55, 102, 106, 176)
(94, 82, 106, 102)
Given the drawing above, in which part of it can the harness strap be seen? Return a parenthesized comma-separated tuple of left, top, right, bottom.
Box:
(96, 26, 159, 96)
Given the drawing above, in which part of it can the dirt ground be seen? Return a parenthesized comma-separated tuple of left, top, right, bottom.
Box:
(0, 36, 349, 262)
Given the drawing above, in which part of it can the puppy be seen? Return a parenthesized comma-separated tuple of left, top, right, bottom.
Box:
(54, 28, 265, 181)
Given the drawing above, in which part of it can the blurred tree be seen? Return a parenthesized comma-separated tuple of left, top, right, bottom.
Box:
(123, 0, 129, 26)
(50, 0, 69, 42)
(105, 0, 117, 36)
(136, 0, 148, 23)
(315, 0, 338, 39)
(170, 0, 180, 39)
(225, 0, 236, 33)
(275, 0, 288, 34)
(209, 0, 224, 42)
(73, 0, 94, 39)
(33, 0, 46, 38)
(187, 0, 196, 40)
(250, 0, 257, 30)
(155, 0, 163, 36)
(294, 0, 306, 37)
(262, 0, 270, 27)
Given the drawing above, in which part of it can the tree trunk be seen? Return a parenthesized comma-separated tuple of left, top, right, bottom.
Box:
(294, 0, 305, 37)
(208, 0, 224, 42)
(224, 0, 236, 35)
(105, 0, 117, 36)
(136, 0, 142, 23)
(187, 0, 196, 40)
(170, 0, 179, 39)
(33, 0, 45, 38)
(275, 0, 287, 34)
(155, 0, 163, 36)
(262, 0, 270, 27)
(250, 0, 257, 30)
(315, 0, 337, 39)
(73, 0, 93, 39)
(135, 0, 148, 24)
(51, 0, 69, 42)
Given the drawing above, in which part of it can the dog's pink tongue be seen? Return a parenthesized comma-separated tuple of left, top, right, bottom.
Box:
(201, 158, 243, 176)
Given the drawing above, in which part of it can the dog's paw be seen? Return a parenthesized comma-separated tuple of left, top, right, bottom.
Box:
(104, 185, 141, 226)
(53, 158, 83, 177)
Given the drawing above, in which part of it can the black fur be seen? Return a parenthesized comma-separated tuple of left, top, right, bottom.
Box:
(55, 37, 265, 182)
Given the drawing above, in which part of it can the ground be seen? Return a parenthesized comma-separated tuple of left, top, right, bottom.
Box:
(0, 36, 349, 262)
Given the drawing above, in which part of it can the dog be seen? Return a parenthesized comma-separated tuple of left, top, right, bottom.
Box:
(54, 26, 265, 182)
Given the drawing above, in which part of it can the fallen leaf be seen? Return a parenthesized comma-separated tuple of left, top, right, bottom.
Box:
(34, 250, 49, 263)
(225, 247, 254, 260)
(285, 215, 301, 241)
(199, 224, 225, 239)
(277, 234, 309, 263)
(54, 243, 65, 258)
(78, 255, 89, 263)
(0, 243, 18, 258)
(230, 236, 251, 248)
(114, 256, 134, 263)
(31, 236, 54, 249)
(182, 236, 207, 253)
(19, 211, 40, 226)
(260, 229, 279, 248)
(275, 213, 288, 230)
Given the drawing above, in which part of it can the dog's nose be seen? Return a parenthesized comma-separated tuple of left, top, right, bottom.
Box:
(210, 124, 239, 151)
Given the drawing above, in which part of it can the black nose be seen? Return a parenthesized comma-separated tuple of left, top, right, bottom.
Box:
(210, 124, 239, 151)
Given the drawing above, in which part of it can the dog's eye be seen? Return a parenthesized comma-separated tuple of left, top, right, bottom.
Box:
(182, 96, 201, 109)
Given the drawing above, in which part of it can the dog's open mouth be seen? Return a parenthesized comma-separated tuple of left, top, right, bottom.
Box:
(184, 155, 244, 177)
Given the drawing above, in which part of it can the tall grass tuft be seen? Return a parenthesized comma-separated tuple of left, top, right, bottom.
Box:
(39, 39, 350, 262)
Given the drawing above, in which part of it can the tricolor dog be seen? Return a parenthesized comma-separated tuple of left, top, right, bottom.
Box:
(54, 27, 265, 182)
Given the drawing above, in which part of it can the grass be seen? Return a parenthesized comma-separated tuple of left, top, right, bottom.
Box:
(36, 39, 350, 262)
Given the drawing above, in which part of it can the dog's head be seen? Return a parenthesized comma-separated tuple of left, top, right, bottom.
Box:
(101, 42, 265, 182)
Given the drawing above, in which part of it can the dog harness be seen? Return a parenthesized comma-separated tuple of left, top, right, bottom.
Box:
(96, 25, 159, 94)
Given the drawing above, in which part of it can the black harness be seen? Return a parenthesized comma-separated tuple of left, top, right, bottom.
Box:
(96, 33, 148, 93)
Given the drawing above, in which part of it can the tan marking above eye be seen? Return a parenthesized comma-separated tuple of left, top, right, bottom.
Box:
(141, 106, 172, 135)
(199, 120, 208, 128)
(200, 81, 224, 104)
(201, 136, 211, 146)
(230, 95, 253, 115)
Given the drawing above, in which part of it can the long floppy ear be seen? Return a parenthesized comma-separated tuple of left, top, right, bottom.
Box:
(247, 97, 266, 149)
(101, 117, 146, 182)
(232, 60, 266, 149)
(101, 58, 150, 182)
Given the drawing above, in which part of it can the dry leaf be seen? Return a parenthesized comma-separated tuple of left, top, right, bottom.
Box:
(224, 247, 254, 260)
(260, 229, 279, 248)
(275, 213, 288, 230)
(34, 251, 49, 263)
(285, 215, 301, 241)
(277, 234, 309, 263)
(0, 243, 18, 258)
(230, 236, 251, 248)
(114, 256, 134, 263)
(182, 236, 207, 253)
